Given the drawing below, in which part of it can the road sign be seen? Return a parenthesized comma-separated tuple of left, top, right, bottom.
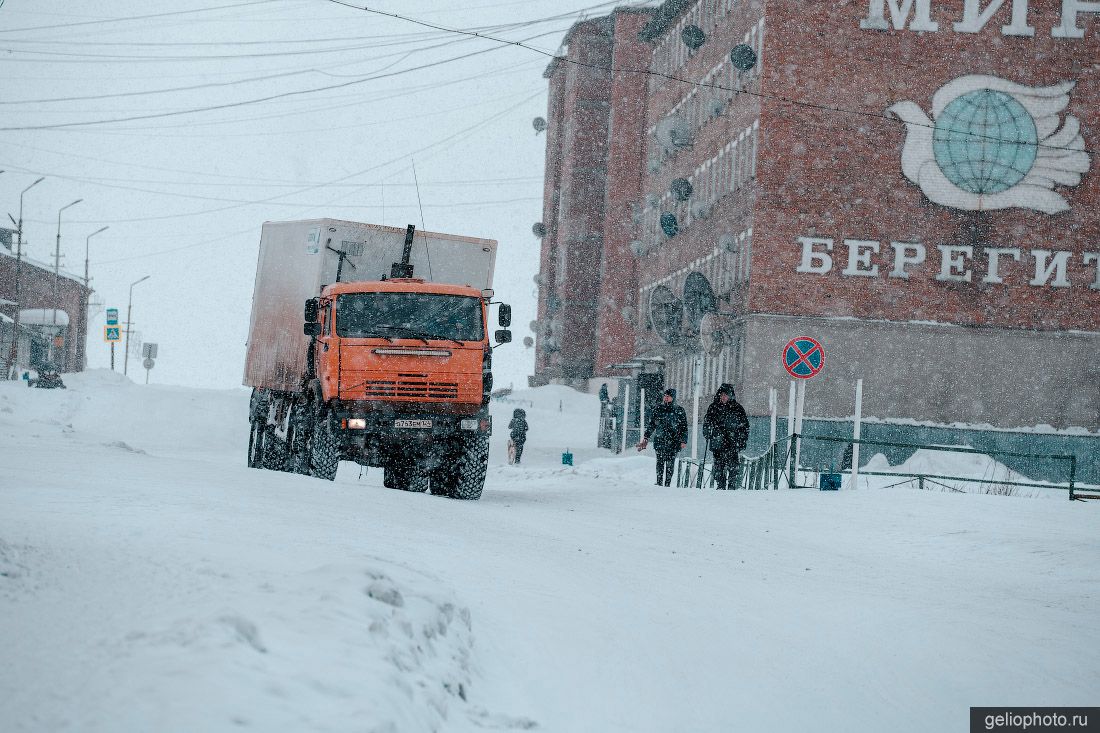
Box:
(106, 308, 119, 326)
(104, 326, 121, 342)
(142, 342, 158, 359)
(783, 336, 825, 379)
(143, 357, 155, 370)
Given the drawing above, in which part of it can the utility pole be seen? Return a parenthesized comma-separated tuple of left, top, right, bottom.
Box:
(123, 275, 150, 376)
(53, 198, 82, 369)
(5, 176, 44, 378)
(80, 226, 108, 370)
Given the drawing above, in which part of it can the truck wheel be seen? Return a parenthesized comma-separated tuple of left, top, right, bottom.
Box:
(289, 405, 311, 475)
(452, 434, 489, 501)
(383, 465, 428, 492)
(406, 472, 429, 493)
(262, 426, 288, 471)
(247, 419, 265, 468)
(309, 408, 339, 481)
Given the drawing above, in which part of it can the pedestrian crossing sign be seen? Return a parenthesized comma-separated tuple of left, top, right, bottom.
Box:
(104, 326, 121, 342)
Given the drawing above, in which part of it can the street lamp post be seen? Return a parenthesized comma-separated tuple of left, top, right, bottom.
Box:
(5, 176, 45, 378)
(123, 275, 150, 376)
(53, 199, 82, 369)
(79, 226, 108, 370)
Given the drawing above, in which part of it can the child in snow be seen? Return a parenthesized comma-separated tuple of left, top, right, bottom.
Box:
(508, 408, 529, 465)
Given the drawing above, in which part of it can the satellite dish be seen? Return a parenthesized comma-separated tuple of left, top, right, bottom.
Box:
(670, 178, 693, 201)
(719, 233, 738, 252)
(660, 213, 679, 238)
(655, 115, 692, 151)
(630, 239, 647, 257)
(648, 285, 683, 345)
(644, 193, 660, 208)
(700, 312, 734, 355)
(681, 24, 706, 50)
(730, 44, 757, 71)
(522, 336, 534, 348)
(533, 273, 545, 286)
(690, 199, 711, 220)
(533, 222, 547, 238)
(528, 320, 538, 331)
(532, 117, 547, 133)
(647, 157, 661, 174)
(683, 272, 717, 334)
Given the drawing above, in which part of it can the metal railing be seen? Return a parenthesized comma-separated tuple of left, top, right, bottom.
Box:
(675, 433, 1083, 500)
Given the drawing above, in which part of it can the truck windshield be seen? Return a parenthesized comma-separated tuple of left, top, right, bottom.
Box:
(336, 292, 484, 342)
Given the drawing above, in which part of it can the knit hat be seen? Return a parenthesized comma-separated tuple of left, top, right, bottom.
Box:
(717, 383, 735, 398)
(664, 388, 676, 400)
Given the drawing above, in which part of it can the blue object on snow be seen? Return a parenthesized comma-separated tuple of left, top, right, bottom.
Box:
(562, 450, 573, 466)
(819, 473, 841, 491)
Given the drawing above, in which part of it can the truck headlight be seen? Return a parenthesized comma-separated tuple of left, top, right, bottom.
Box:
(347, 418, 367, 430)
(460, 418, 478, 430)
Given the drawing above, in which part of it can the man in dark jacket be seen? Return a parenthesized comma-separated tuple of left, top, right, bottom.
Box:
(637, 388, 689, 486)
(702, 383, 749, 489)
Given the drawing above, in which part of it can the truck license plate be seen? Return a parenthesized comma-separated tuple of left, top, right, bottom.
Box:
(394, 419, 432, 429)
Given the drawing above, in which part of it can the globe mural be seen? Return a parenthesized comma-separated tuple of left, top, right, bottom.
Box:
(932, 89, 1038, 195)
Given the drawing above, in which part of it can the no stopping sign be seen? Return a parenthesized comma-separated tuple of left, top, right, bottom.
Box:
(783, 336, 825, 379)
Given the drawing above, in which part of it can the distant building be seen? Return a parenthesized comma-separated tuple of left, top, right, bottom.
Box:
(534, 1, 1100, 444)
(532, 7, 654, 388)
(0, 240, 91, 375)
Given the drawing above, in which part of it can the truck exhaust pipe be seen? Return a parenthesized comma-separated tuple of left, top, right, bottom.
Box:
(390, 224, 416, 279)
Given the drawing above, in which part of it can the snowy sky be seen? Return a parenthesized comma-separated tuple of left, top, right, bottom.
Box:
(0, 0, 647, 389)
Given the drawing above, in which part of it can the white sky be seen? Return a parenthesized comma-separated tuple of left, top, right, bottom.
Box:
(0, 0, 646, 389)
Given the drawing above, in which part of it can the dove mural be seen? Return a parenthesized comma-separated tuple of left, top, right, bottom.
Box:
(888, 75, 1091, 214)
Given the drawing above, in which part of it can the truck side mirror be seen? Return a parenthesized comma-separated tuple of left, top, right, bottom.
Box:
(304, 322, 322, 337)
(494, 329, 512, 344)
(498, 303, 512, 328)
(304, 298, 319, 323)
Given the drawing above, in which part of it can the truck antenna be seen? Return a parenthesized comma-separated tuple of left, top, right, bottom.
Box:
(390, 224, 416, 279)
(412, 161, 433, 281)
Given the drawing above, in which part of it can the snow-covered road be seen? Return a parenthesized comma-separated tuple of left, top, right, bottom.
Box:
(2, 373, 1097, 732)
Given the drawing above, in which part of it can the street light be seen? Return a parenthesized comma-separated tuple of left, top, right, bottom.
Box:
(79, 226, 109, 371)
(53, 198, 82, 324)
(84, 226, 108, 288)
(4, 176, 45, 378)
(123, 275, 150, 376)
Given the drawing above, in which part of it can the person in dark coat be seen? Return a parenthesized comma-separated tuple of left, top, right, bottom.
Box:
(702, 383, 749, 489)
(637, 388, 689, 486)
(508, 408, 529, 464)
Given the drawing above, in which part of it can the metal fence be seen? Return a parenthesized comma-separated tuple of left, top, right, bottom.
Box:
(676, 433, 1085, 501)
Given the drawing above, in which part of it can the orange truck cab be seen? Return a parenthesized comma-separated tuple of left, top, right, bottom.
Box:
(244, 219, 510, 500)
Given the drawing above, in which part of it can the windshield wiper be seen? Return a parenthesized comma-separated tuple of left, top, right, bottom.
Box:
(373, 324, 431, 345)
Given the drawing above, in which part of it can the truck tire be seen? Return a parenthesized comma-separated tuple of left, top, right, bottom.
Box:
(406, 472, 429, 493)
(309, 408, 339, 481)
(383, 465, 429, 492)
(289, 405, 312, 475)
(247, 419, 266, 468)
(263, 426, 289, 471)
(452, 434, 489, 501)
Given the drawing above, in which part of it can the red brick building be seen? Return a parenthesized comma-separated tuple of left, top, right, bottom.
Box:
(535, 0, 1100, 435)
(532, 8, 653, 386)
(0, 243, 91, 375)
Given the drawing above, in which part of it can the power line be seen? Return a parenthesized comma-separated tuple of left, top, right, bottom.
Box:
(325, 1, 1098, 158)
(19, 90, 543, 226)
(0, 26, 555, 131)
(0, 0, 285, 34)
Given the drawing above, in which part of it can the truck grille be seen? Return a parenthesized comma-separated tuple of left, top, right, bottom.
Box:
(360, 379, 459, 400)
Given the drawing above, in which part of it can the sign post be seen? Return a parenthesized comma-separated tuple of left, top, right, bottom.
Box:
(105, 308, 120, 371)
(142, 342, 157, 385)
(781, 336, 826, 488)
